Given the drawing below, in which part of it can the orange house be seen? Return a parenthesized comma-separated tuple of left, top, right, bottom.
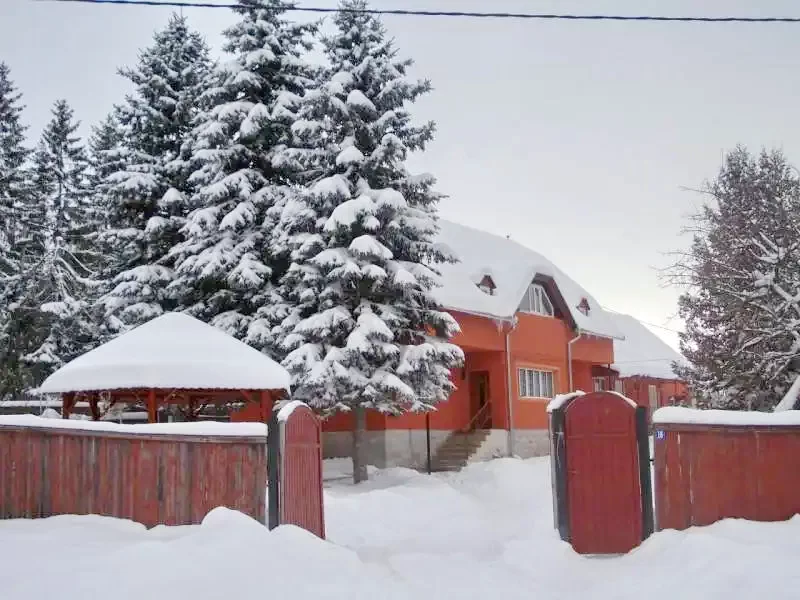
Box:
(322, 220, 625, 469)
(590, 313, 691, 422)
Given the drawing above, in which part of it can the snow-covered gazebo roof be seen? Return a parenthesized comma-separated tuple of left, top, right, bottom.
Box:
(38, 312, 291, 394)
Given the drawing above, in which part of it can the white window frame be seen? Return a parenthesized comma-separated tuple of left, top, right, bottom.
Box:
(518, 367, 555, 399)
(648, 384, 659, 409)
(518, 283, 554, 317)
(614, 379, 624, 394)
(592, 377, 607, 392)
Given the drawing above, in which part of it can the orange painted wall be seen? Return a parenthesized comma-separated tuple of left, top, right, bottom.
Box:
(571, 335, 614, 364)
(386, 366, 472, 431)
(571, 362, 595, 394)
(450, 311, 505, 351)
(510, 313, 568, 429)
(318, 309, 619, 434)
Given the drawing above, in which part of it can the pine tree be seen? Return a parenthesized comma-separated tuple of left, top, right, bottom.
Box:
(0, 62, 32, 399)
(0, 62, 30, 278)
(16, 100, 98, 379)
(675, 147, 800, 410)
(169, 0, 316, 340)
(87, 114, 125, 231)
(98, 14, 213, 333)
(270, 0, 463, 482)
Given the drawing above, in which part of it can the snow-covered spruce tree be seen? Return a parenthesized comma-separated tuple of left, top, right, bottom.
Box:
(674, 147, 800, 410)
(98, 14, 213, 334)
(16, 100, 98, 380)
(0, 62, 29, 279)
(87, 115, 125, 230)
(0, 62, 33, 399)
(169, 0, 316, 339)
(269, 0, 463, 482)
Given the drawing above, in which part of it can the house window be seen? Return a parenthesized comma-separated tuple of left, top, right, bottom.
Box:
(518, 283, 554, 316)
(648, 384, 659, 409)
(592, 377, 607, 392)
(518, 368, 555, 399)
(614, 379, 624, 394)
(477, 274, 496, 295)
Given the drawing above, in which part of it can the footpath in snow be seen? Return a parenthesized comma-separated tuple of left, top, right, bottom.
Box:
(2, 458, 800, 599)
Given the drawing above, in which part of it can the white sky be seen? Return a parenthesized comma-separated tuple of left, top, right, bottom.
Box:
(4, 0, 800, 351)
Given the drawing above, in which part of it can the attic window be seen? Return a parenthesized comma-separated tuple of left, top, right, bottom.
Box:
(576, 298, 591, 316)
(519, 283, 554, 316)
(477, 274, 496, 296)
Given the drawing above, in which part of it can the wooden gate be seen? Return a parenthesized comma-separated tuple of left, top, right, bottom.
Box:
(268, 401, 325, 539)
(550, 391, 652, 554)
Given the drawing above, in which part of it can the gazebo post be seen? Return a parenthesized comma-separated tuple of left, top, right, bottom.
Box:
(62, 392, 76, 419)
(89, 394, 100, 421)
(260, 390, 274, 423)
(146, 389, 157, 424)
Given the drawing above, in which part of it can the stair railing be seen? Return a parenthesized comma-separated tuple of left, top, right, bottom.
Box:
(461, 402, 491, 433)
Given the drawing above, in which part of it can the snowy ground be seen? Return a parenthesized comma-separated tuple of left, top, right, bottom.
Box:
(2, 457, 800, 599)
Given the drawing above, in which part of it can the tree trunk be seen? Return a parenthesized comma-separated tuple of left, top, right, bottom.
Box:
(352, 405, 368, 484)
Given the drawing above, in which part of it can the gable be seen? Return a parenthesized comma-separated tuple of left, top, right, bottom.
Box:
(431, 219, 622, 339)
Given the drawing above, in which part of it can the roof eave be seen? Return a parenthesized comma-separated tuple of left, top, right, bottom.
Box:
(578, 328, 626, 341)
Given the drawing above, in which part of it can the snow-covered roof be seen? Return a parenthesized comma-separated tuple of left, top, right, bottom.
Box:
(37, 312, 291, 394)
(610, 313, 686, 380)
(432, 220, 622, 339)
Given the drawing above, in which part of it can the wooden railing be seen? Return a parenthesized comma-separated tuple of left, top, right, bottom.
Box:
(462, 402, 491, 433)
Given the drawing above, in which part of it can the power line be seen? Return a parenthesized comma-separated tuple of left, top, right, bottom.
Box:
(33, 0, 800, 23)
(613, 358, 680, 364)
(601, 306, 683, 334)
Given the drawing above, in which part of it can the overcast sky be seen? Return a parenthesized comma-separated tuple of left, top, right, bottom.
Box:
(4, 0, 800, 351)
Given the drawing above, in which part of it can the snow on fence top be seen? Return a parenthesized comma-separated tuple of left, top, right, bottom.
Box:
(546, 391, 585, 412)
(36, 312, 291, 394)
(546, 390, 637, 413)
(0, 414, 269, 437)
(610, 313, 687, 380)
(276, 400, 307, 423)
(432, 220, 622, 339)
(654, 406, 800, 426)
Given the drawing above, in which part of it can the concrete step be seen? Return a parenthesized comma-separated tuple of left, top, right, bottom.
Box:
(429, 430, 492, 473)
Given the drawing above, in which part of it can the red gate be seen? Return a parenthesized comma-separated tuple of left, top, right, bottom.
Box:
(550, 391, 652, 554)
(268, 401, 325, 539)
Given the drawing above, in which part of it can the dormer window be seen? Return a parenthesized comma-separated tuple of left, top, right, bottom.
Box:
(477, 274, 496, 296)
(519, 283, 554, 316)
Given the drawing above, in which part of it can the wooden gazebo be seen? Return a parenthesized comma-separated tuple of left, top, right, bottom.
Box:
(37, 312, 291, 423)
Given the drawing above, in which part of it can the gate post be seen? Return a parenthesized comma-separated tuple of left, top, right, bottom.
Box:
(266, 400, 325, 539)
(548, 406, 570, 542)
(267, 407, 281, 531)
(635, 406, 654, 540)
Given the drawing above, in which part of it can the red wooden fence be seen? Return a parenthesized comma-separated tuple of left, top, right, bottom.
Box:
(0, 422, 267, 527)
(654, 420, 800, 531)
